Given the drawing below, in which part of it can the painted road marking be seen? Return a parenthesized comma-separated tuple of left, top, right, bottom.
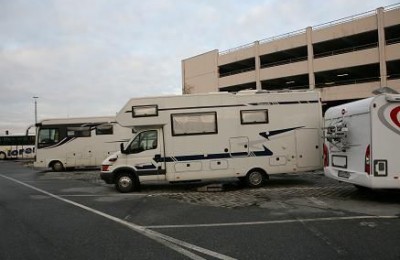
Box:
(0, 174, 236, 260)
(144, 215, 398, 229)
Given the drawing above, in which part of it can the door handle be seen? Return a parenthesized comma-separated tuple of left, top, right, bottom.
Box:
(154, 154, 161, 162)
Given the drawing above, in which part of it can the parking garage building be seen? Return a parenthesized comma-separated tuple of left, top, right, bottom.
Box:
(181, 5, 400, 109)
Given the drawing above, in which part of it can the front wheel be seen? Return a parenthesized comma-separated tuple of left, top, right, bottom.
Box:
(0, 152, 6, 160)
(52, 161, 64, 172)
(245, 169, 267, 188)
(115, 173, 139, 193)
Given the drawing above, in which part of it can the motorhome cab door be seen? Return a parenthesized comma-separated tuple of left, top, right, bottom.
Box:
(125, 129, 166, 180)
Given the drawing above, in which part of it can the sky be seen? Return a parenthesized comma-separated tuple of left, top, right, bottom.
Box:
(1, 0, 398, 134)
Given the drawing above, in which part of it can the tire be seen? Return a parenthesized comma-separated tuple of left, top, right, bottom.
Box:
(0, 152, 6, 160)
(115, 173, 139, 193)
(245, 169, 267, 188)
(51, 161, 65, 172)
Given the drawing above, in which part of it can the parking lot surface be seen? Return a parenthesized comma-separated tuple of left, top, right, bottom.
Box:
(37, 166, 400, 214)
(1, 160, 400, 259)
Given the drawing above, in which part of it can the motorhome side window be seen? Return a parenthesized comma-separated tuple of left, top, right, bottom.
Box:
(67, 126, 91, 137)
(240, 110, 269, 124)
(38, 128, 60, 147)
(96, 124, 113, 135)
(132, 105, 158, 117)
(127, 130, 157, 153)
(171, 112, 218, 136)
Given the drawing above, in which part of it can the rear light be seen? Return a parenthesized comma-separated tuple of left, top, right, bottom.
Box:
(101, 165, 110, 171)
(365, 145, 371, 175)
(323, 144, 329, 167)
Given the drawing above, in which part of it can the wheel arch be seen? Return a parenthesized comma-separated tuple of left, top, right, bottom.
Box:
(247, 167, 269, 180)
(113, 167, 139, 183)
(48, 160, 65, 171)
(243, 167, 269, 188)
(0, 151, 7, 160)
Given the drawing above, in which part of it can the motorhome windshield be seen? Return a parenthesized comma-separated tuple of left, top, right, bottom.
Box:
(126, 130, 157, 154)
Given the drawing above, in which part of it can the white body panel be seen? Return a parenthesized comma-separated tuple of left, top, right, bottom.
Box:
(102, 91, 323, 184)
(324, 94, 400, 189)
(34, 116, 132, 170)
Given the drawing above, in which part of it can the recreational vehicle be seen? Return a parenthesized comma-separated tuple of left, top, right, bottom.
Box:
(323, 94, 400, 189)
(101, 91, 323, 192)
(34, 116, 132, 171)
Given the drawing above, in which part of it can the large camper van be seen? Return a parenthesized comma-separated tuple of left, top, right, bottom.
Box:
(323, 94, 400, 189)
(101, 91, 323, 192)
(34, 116, 132, 171)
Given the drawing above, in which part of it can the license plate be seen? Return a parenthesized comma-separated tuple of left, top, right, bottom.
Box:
(338, 170, 350, 179)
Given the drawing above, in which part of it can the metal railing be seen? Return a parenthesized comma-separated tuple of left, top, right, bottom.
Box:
(218, 3, 400, 56)
(315, 76, 380, 88)
(314, 42, 378, 59)
(260, 56, 308, 69)
(219, 67, 255, 78)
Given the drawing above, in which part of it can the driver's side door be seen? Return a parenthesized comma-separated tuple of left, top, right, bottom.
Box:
(126, 129, 165, 180)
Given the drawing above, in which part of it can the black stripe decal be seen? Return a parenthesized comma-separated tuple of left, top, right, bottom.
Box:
(126, 100, 319, 113)
(158, 104, 246, 111)
(158, 146, 273, 163)
(259, 126, 304, 140)
(249, 100, 319, 106)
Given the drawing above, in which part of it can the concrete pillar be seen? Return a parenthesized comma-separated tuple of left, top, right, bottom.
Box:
(306, 27, 315, 90)
(377, 7, 387, 87)
(254, 41, 262, 90)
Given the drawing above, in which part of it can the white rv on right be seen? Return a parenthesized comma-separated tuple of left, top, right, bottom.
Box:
(323, 94, 400, 189)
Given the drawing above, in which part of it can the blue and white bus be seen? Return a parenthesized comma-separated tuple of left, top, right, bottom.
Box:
(0, 134, 36, 160)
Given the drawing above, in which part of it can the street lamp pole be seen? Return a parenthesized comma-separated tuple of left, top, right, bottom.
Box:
(33, 96, 38, 136)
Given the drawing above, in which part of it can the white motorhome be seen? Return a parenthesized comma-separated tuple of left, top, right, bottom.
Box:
(323, 94, 400, 189)
(34, 116, 132, 171)
(101, 90, 323, 192)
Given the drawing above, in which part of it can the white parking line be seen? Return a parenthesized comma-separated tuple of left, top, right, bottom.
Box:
(0, 174, 236, 260)
(60, 194, 147, 197)
(144, 215, 398, 229)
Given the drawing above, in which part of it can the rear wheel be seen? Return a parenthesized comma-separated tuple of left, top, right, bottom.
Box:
(51, 161, 64, 172)
(115, 173, 139, 193)
(245, 169, 267, 188)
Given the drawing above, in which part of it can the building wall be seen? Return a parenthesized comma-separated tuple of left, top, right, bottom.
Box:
(181, 50, 219, 94)
(181, 5, 400, 104)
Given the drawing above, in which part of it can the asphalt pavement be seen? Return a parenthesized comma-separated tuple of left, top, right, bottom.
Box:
(1, 160, 399, 260)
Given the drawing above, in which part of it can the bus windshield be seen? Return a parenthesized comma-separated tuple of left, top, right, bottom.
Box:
(38, 128, 60, 147)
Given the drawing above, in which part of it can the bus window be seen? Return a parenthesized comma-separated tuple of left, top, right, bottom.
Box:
(38, 128, 60, 147)
(67, 126, 91, 137)
(96, 124, 113, 135)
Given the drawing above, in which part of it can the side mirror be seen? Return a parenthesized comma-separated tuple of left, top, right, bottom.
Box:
(120, 143, 127, 154)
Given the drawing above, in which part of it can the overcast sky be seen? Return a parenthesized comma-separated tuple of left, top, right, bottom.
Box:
(1, 0, 398, 134)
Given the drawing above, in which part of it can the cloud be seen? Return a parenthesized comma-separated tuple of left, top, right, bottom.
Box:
(0, 0, 398, 134)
